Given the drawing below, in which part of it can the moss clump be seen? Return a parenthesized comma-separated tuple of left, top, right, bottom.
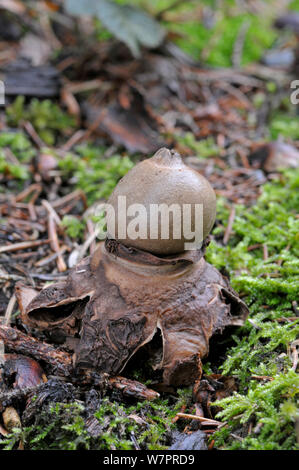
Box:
(61, 215, 86, 240)
(212, 371, 299, 450)
(0, 131, 36, 182)
(58, 144, 134, 204)
(0, 390, 191, 450)
(0, 402, 89, 451)
(175, 133, 220, 158)
(169, 5, 277, 66)
(205, 169, 299, 450)
(6, 96, 75, 145)
(270, 113, 299, 141)
(207, 169, 299, 304)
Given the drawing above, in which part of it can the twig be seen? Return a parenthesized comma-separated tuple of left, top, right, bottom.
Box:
(39, 12, 61, 49)
(86, 220, 97, 254)
(42, 199, 61, 225)
(172, 404, 187, 423)
(47, 214, 67, 272)
(216, 81, 252, 108)
(60, 87, 80, 122)
(28, 202, 37, 221)
(77, 226, 100, 264)
(208, 439, 215, 449)
(248, 319, 261, 330)
(230, 433, 243, 442)
(51, 190, 87, 210)
(35, 246, 68, 267)
(263, 244, 268, 261)
(130, 431, 141, 450)
(65, 79, 103, 95)
(60, 130, 86, 152)
(0, 239, 50, 254)
(275, 317, 299, 323)
(242, 64, 291, 85)
(290, 340, 299, 372)
(3, 294, 16, 326)
(182, 69, 264, 88)
(251, 375, 273, 381)
(29, 273, 68, 281)
(232, 20, 250, 68)
(14, 184, 42, 203)
(0, 270, 23, 282)
(223, 205, 236, 245)
(247, 244, 262, 251)
(108, 376, 159, 401)
(175, 412, 222, 426)
(22, 121, 45, 149)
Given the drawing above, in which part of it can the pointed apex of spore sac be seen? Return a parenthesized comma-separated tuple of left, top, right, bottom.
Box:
(151, 147, 183, 168)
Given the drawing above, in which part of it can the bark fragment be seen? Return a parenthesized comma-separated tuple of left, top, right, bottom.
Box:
(0, 325, 72, 377)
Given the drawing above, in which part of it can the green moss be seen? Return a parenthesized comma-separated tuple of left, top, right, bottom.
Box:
(171, 8, 277, 66)
(6, 96, 75, 145)
(110, 0, 278, 67)
(0, 131, 35, 160)
(0, 391, 191, 450)
(0, 131, 35, 182)
(61, 215, 86, 240)
(175, 133, 220, 158)
(212, 371, 299, 450)
(0, 402, 90, 451)
(0, 152, 29, 180)
(205, 169, 299, 450)
(289, 0, 299, 10)
(207, 170, 299, 299)
(270, 113, 299, 140)
(58, 144, 134, 204)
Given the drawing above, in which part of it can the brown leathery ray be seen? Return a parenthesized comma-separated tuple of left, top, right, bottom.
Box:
(16, 239, 248, 386)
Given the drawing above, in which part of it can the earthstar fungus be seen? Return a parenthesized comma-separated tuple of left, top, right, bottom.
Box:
(16, 149, 248, 386)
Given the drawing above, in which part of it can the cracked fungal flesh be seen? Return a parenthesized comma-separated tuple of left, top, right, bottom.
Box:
(16, 240, 248, 386)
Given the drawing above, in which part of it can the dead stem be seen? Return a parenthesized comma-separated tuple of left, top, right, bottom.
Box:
(3, 294, 16, 326)
(175, 412, 223, 426)
(0, 239, 50, 254)
(47, 214, 67, 272)
(223, 205, 236, 245)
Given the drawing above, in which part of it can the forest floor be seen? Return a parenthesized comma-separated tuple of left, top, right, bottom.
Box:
(0, 0, 298, 450)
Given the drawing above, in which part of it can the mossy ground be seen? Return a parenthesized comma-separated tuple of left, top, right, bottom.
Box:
(1, 0, 299, 451)
(1, 133, 298, 450)
(205, 170, 299, 450)
(0, 393, 192, 450)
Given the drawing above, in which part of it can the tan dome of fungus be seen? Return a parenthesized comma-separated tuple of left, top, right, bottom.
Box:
(106, 147, 216, 255)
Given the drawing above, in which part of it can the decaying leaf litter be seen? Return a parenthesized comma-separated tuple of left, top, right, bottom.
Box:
(0, 0, 298, 450)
